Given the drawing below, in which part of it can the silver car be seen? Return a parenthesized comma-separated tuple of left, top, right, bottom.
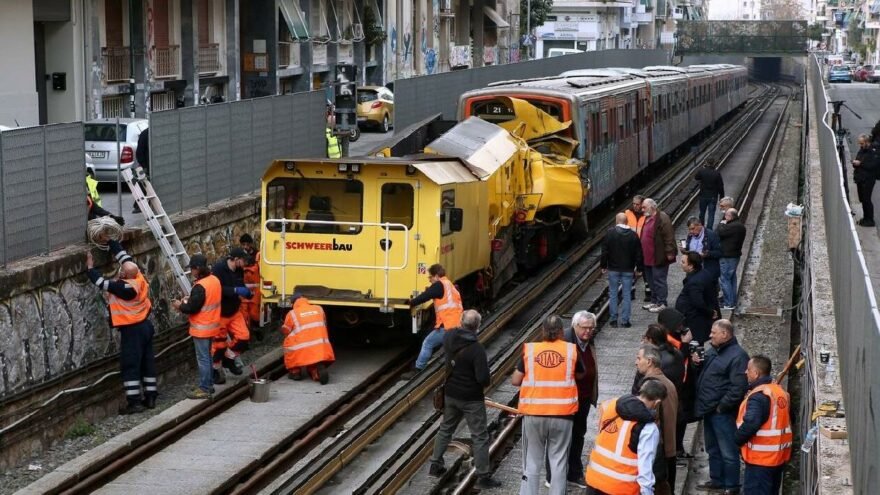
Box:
(84, 118, 148, 182)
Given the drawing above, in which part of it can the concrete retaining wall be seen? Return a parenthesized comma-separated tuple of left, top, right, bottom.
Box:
(0, 194, 260, 399)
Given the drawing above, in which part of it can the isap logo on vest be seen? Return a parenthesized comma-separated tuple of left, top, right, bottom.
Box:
(776, 396, 789, 409)
(535, 350, 565, 368)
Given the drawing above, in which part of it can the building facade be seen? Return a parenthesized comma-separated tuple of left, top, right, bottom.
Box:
(0, 0, 519, 126)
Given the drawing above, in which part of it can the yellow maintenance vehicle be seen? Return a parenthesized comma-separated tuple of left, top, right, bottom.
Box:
(258, 97, 590, 335)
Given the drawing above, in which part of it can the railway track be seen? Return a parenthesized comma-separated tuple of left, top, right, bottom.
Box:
(35, 83, 787, 495)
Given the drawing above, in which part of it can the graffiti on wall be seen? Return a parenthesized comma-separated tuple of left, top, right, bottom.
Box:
(450, 45, 472, 68)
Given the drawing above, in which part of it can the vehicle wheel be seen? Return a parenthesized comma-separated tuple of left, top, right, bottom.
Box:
(349, 126, 361, 142)
(381, 115, 390, 133)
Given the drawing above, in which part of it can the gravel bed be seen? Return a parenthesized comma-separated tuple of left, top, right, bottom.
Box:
(0, 328, 284, 495)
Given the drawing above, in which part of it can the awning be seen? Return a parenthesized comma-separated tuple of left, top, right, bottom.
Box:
(483, 6, 510, 28)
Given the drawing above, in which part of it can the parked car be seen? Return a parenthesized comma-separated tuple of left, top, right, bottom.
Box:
(356, 86, 394, 133)
(867, 66, 880, 83)
(84, 118, 148, 182)
(855, 65, 871, 81)
(829, 66, 852, 83)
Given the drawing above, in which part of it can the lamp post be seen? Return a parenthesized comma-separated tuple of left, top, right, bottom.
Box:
(526, 0, 531, 59)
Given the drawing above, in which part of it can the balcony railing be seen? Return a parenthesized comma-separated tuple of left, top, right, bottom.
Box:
(199, 43, 221, 74)
(278, 41, 302, 68)
(151, 45, 180, 79)
(101, 46, 131, 83)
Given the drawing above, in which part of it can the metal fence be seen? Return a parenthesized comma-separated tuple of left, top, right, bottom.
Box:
(149, 90, 327, 214)
(676, 20, 808, 55)
(808, 55, 880, 491)
(394, 49, 668, 129)
(0, 123, 86, 265)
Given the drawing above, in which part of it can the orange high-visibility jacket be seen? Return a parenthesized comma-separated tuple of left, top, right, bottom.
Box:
(189, 275, 222, 338)
(433, 277, 463, 329)
(518, 340, 579, 416)
(282, 297, 335, 369)
(624, 209, 646, 238)
(108, 271, 152, 327)
(240, 252, 261, 323)
(585, 398, 640, 495)
(736, 383, 793, 466)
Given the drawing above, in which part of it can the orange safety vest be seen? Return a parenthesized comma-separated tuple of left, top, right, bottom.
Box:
(281, 297, 336, 369)
(666, 333, 690, 382)
(518, 340, 579, 416)
(433, 276, 463, 329)
(240, 252, 261, 323)
(189, 275, 222, 338)
(624, 209, 646, 238)
(736, 383, 793, 466)
(108, 271, 152, 327)
(585, 398, 641, 495)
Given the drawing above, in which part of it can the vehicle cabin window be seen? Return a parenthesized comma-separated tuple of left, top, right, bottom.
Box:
(357, 90, 379, 103)
(380, 183, 413, 230)
(85, 124, 128, 142)
(470, 98, 562, 125)
(265, 177, 363, 234)
(441, 189, 456, 236)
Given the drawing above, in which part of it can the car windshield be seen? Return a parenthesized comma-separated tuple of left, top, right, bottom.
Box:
(357, 91, 379, 103)
(85, 124, 128, 142)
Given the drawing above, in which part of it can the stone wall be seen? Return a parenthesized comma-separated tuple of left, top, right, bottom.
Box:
(0, 194, 261, 399)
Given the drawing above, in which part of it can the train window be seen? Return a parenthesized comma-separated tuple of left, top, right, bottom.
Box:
(380, 183, 414, 230)
(265, 178, 364, 234)
(601, 112, 609, 147)
(618, 106, 624, 139)
(590, 112, 599, 151)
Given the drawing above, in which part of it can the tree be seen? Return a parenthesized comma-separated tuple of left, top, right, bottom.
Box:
(520, 0, 554, 35)
(760, 0, 804, 20)
(807, 22, 825, 42)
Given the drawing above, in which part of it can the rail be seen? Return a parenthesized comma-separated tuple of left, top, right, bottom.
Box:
(151, 45, 180, 78)
(261, 218, 409, 311)
(101, 46, 131, 82)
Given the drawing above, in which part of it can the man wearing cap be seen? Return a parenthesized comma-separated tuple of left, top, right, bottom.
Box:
(86, 241, 157, 414)
(173, 254, 222, 399)
(210, 248, 253, 383)
(238, 234, 262, 333)
(281, 293, 335, 384)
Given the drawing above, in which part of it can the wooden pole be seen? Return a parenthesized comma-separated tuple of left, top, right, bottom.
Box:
(774, 344, 802, 385)
(485, 399, 522, 415)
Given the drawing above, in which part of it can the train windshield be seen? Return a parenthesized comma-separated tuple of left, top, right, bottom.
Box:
(265, 178, 364, 234)
(469, 98, 563, 124)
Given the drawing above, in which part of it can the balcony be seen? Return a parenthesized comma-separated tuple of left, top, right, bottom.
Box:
(151, 45, 180, 79)
(278, 41, 302, 68)
(101, 47, 131, 83)
(199, 43, 221, 75)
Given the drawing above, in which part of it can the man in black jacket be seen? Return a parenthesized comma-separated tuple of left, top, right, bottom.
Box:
(853, 133, 879, 226)
(695, 159, 725, 229)
(692, 319, 749, 494)
(716, 208, 747, 310)
(428, 310, 501, 488)
(684, 216, 722, 280)
(675, 253, 718, 344)
(210, 248, 253, 383)
(601, 213, 643, 327)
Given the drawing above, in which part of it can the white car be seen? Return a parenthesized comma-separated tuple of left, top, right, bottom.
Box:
(84, 118, 148, 182)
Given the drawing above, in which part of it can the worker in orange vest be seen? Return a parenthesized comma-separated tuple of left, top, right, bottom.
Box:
(86, 242, 156, 414)
(624, 194, 650, 303)
(405, 264, 463, 376)
(584, 379, 667, 495)
(734, 355, 792, 495)
(173, 254, 222, 399)
(512, 315, 584, 495)
(281, 293, 335, 384)
(238, 233, 262, 333)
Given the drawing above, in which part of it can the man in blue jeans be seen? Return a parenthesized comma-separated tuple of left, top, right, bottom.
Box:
(716, 208, 747, 310)
(600, 213, 642, 327)
(692, 319, 749, 494)
(403, 264, 463, 378)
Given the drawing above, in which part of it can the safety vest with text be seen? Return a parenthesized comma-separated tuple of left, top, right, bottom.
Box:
(518, 340, 579, 416)
(282, 297, 336, 369)
(585, 398, 640, 495)
(624, 209, 646, 237)
(433, 276, 463, 329)
(189, 275, 222, 338)
(108, 271, 152, 327)
(736, 383, 793, 466)
(326, 128, 341, 158)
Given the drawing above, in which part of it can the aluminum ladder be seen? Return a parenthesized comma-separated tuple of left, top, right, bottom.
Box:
(122, 166, 192, 294)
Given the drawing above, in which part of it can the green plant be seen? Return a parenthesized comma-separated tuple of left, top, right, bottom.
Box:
(520, 0, 554, 35)
(364, 6, 387, 45)
(66, 416, 96, 439)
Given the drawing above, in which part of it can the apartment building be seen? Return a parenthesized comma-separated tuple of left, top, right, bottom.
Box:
(0, 0, 519, 125)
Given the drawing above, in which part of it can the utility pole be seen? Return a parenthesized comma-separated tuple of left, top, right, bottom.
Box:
(526, 0, 531, 59)
(128, 0, 137, 117)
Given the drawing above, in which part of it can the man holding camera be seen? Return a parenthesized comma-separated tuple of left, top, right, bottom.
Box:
(692, 320, 749, 495)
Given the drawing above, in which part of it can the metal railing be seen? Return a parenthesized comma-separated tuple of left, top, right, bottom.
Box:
(278, 41, 302, 68)
(101, 46, 131, 82)
(808, 54, 880, 492)
(101, 95, 127, 118)
(198, 43, 221, 74)
(151, 45, 180, 78)
(261, 218, 410, 311)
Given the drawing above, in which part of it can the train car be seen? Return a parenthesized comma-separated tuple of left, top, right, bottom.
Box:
(641, 67, 692, 161)
(460, 72, 648, 210)
(258, 100, 587, 332)
(683, 66, 715, 137)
